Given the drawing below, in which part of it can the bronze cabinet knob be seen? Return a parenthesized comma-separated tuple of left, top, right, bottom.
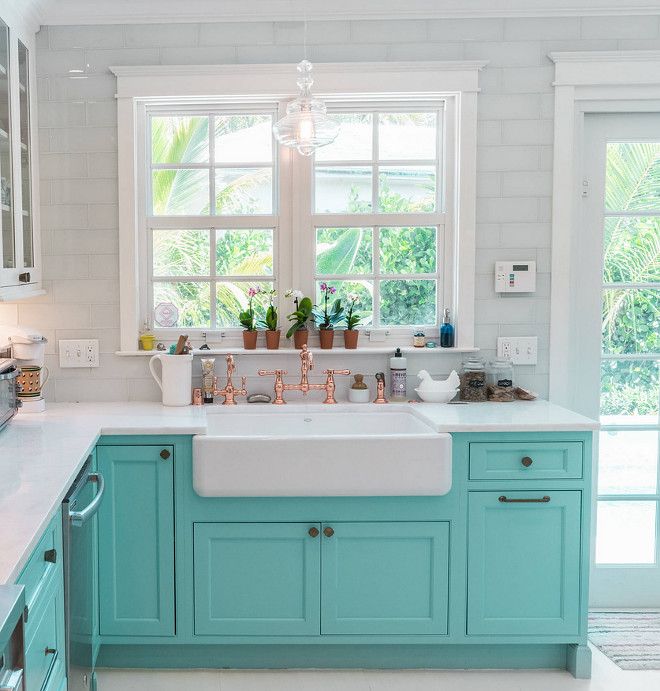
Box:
(323, 526, 334, 538)
(308, 527, 319, 538)
(521, 456, 533, 467)
(160, 449, 171, 460)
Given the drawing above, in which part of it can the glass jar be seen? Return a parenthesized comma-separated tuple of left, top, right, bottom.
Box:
(459, 356, 487, 402)
(487, 358, 514, 402)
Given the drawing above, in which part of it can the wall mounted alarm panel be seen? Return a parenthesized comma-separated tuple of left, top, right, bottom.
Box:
(495, 261, 536, 293)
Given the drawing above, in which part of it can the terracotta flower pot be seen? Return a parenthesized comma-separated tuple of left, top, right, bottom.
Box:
(319, 329, 335, 350)
(293, 329, 309, 350)
(242, 330, 258, 350)
(265, 329, 281, 350)
(343, 329, 359, 349)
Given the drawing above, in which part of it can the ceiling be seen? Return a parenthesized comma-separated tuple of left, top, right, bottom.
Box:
(25, 0, 660, 26)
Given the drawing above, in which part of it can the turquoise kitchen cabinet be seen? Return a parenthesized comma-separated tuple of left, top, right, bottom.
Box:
(193, 522, 321, 636)
(467, 490, 582, 636)
(97, 445, 175, 637)
(321, 522, 449, 635)
(17, 510, 66, 691)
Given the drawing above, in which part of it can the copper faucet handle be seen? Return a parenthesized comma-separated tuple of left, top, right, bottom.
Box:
(239, 376, 248, 391)
(258, 369, 288, 376)
(323, 369, 351, 376)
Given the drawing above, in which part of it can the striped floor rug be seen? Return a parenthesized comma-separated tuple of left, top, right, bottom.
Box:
(589, 611, 660, 670)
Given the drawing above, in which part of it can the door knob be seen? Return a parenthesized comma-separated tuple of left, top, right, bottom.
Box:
(521, 456, 533, 467)
(323, 526, 334, 538)
(308, 527, 319, 538)
(160, 449, 171, 460)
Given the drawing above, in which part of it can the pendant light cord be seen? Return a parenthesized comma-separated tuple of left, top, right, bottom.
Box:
(303, 0, 308, 61)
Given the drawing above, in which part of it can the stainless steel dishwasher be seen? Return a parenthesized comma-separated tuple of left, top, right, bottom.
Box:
(62, 458, 105, 691)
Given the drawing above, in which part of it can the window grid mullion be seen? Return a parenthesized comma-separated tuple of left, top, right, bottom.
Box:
(373, 224, 381, 328)
(209, 114, 216, 216)
(372, 113, 379, 214)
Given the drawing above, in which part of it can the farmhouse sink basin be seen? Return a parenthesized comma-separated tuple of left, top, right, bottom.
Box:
(192, 406, 452, 497)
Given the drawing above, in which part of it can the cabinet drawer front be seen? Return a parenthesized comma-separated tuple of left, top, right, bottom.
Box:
(321, 522, 450, 635)
(467, 491, 581, 636)
(469, 442, 583, 480)
(24, 589, 61, 691)
(193, 522, 321, 636)
(18, 511, 61, 612)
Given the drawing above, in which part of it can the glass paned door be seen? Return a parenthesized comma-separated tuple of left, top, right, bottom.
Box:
(17, 40, 33, 269)
(584, 114, 660, 607)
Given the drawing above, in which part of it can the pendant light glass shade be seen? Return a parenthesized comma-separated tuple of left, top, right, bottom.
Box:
(273, 60, 339, 156)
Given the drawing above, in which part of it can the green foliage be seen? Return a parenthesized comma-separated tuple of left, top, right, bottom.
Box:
(286, 297, 313, 339)
(258, 290, 278, 331)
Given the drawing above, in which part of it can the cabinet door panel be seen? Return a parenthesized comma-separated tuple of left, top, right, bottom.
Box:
(194, 523, 321, 636)
(467, 490, 581, 636)
(321, 522, 449, 635)
(97, 445, 175, 636)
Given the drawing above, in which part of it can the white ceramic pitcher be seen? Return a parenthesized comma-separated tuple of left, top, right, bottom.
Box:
(149, 353, 193, 406)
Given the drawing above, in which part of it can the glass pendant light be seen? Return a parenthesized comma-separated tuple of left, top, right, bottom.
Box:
(272, 9, 339, 157)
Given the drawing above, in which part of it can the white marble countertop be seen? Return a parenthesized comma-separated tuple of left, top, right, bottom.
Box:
(0, 400, 596, 585)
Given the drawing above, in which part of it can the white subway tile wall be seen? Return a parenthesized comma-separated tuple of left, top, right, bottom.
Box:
(31, 16, 660, 402)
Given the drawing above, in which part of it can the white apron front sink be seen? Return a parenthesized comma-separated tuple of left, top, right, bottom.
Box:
(193, 405, 452, 497)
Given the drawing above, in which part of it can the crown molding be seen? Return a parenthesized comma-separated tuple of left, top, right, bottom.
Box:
(38, 0, 660, 26)
(0, 0, 45, 34)
(550, 50, 660, 87)
(549, 50, 660, 63)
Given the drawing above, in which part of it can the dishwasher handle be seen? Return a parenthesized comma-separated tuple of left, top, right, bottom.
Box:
(69, 473, 105, 527)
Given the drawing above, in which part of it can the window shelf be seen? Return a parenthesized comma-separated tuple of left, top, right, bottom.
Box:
(116, 346, 478, 357)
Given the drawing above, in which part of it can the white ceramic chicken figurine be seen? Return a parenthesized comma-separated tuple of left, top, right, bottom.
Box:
(417, 369, 460, 391)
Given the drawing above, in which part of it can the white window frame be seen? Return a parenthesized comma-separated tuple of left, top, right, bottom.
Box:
(112, 61, 484, 351)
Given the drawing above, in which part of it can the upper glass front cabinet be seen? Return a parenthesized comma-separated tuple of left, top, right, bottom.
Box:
(0, 19, 15, 272)
(18, 40, 32, 269)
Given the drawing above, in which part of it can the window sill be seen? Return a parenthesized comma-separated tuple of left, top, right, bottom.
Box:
(115, 346, 479, 357)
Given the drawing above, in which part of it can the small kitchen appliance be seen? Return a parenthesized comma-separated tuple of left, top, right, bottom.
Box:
(0, 327, 49, 412)
(0, 358, 20, 433)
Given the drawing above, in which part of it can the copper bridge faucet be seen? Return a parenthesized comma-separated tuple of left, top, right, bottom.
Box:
(258, 345, 350, 404)
(213, 353, 248, 405)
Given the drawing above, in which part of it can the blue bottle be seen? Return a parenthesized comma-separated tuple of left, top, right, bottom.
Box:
(440, 308, 454, 348)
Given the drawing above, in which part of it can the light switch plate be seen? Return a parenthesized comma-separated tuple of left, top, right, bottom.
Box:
(59, 339, 100, 368)
(497, 336, 538, 365)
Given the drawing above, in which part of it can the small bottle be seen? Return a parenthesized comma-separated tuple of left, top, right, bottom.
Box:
(390, 347, 407, 401)
(440, 308, 455, 348)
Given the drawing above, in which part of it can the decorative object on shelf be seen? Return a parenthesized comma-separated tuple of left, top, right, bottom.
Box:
(373, 372, 388, 404)
(259, 289, 280, 350)
(272, 60, 339, 156)
(348, 373, 370, 403)
(192, 388, 203, 405)
(139, 320, 155, 351)
(239, 286, 261, 350)
(440, 308, 455, 348)
(415, 369, 459, 404)
(487, 358, 514, 402)
(413, 332, 426, 348)
(154, 302, 179, 328)
(425, 341, 437, 348)
(148, 352, 193, 406)
(200, 358, 216, 404)
(343, 292, 361, 349)
(199, 332, 211, 350)
(156, 342, 166, 351)
(459, 355, 487, 402)
(285, 289, 312, 349)
(389, 347, 407, 401)
(313, 283, 344, 350)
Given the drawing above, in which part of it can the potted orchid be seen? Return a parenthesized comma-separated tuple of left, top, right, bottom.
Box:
(239, 286, 261, 349)
(313, 282, 344, 350)
(343, 292, 362, 349)
(285, 289, 313, 349)
(258, 289, 280, 350)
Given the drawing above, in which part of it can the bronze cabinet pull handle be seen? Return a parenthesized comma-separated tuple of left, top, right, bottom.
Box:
(160, 449, 171, 460)
(521, 456, 533, 467)
(308, 527, 319, 538)
(499, 495, 550, 504)
(323, 526, 334, 538)
(45, 647, 56, 655)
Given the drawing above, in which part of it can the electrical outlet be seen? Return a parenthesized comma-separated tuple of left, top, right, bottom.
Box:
(59, 339, 100, 368)
(497, 337, 538, 365)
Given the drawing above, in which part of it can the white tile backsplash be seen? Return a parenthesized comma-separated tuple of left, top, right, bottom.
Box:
(30, 16, 660, 402)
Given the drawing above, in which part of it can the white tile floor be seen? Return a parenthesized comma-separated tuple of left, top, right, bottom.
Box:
(97, 646, 660, 691)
